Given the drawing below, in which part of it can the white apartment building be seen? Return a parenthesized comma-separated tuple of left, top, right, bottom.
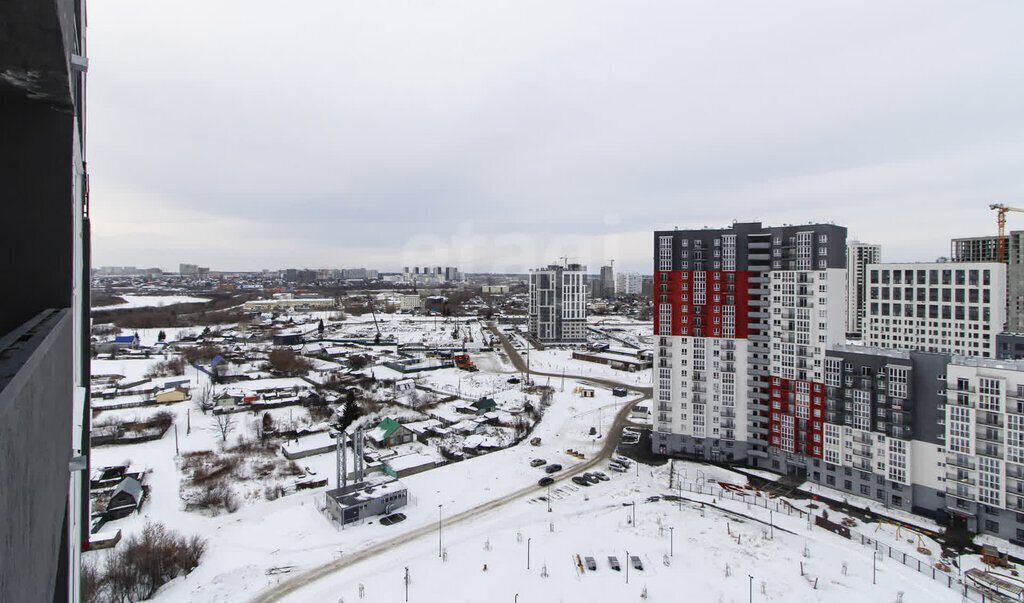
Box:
(944, 357, 1024, 541)
(615, 272, 643, 296)
(864, 262, 1006, 358)
(846, 241, 881, 336)
(528, 263, 588, 343)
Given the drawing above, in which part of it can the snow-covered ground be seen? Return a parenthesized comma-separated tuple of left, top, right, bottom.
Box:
(278, 457, 965, 603)
(104, 294, 213, 309)
(84, 317, 999, 603)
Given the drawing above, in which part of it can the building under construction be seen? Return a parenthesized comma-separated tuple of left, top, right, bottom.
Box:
(952, 232, 1024, 332)
(323, 429, 408, 525)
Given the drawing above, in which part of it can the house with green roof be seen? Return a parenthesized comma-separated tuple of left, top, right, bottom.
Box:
(367, 417, 414, 448)
(471, 397, 497, 415)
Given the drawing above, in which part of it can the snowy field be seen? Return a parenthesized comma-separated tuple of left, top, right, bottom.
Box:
(280, 458, 965, 603)
(104, 294, 213, 309)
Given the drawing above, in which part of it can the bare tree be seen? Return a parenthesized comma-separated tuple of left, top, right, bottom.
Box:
(195, 384, 214, 414)
(212, 412, 236, 444)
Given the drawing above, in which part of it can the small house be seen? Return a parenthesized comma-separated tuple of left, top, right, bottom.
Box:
(154, 387, 189, 404)
(471, 397, 497, 415)
(106, 476, 144, 519)
(367, 418, 414, 448)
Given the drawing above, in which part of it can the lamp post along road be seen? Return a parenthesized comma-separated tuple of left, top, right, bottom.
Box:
(527, 537, 531, 570)
(669, 526, 674, 557)
(438, 505, 443, 558)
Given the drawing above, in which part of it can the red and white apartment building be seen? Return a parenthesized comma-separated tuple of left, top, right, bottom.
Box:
(652, 222, 848, 477)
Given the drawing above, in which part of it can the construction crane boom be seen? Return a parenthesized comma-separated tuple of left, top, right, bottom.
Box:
(989, 203, 1024, 263)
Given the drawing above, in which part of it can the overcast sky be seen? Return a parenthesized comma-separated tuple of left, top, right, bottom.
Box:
(87, 1, 1024, 274)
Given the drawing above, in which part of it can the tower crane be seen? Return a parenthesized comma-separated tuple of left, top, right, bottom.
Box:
(990, 203, 1024, 263)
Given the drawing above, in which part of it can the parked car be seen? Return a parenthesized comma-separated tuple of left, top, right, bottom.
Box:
(583, 473, 600, 484)
(572, 476, 591, 486)
(612, 387, 628, 397)
(593, 471, 610, 481)
(530, 458, 547, 467)
(507, 377, 521, 384)
(608, 464, 627, 473)
(538, 476, 554, 487)
(544, 464, 563, 474)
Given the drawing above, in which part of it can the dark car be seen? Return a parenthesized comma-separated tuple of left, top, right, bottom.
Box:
(544, 464, 563, 474)
(612, 387, 628, 397)
(572, 476, 591, 486)
(583, 473, 600, 484)
(593, 471, 610, 481)
(530, 458, 547, 467)
(538, 476, 554, 487)
(507, 377, 521, 384)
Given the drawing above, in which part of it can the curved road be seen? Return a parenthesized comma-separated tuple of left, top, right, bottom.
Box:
(251, 325, 650, 602)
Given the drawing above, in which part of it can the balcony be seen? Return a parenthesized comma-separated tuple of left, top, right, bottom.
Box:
(888, 425, 912, 439)
(947, 382, 976, 393)
(945, 472, 976, 485)
(976, 430, 1002, 444)
(946, 455, 977, 470)
(978, 445, 1003, 459)
(944, 486, 975, 502)
(948, 396, 975, 409)
(978, 413, 1004, 428)
(851, 445, 872, 458)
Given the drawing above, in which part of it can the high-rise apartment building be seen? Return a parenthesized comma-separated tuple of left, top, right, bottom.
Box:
(651, 222, 847, 468)
(846, 241, 881, 337)
(863, 262, 1006, 358)
(1, 1, 90, 599)
(528, 263, 588, 343)
(615, 272, 643, 296)
(944, 356, 1024, 540)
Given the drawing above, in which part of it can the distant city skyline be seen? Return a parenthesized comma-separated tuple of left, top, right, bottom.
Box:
(86, 1, 1024, 273)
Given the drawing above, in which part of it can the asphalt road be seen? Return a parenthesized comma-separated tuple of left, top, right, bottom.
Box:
(250, 327, 650, 602)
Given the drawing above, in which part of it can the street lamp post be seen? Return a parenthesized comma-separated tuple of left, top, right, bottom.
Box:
(769, 509, 773, 539)
(669, 526, 674, 557)
(527, 537, 531, 570)
(438, 505, 443, 558)
(748, 575, 753, 603)
(626, 550, 630, 584)
(547, 484, 551, 513)
(630, 501, 636, 525)
(872, 551, 877, 584)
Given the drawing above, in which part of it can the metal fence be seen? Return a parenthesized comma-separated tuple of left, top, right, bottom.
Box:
(673, 480, 994, 601)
